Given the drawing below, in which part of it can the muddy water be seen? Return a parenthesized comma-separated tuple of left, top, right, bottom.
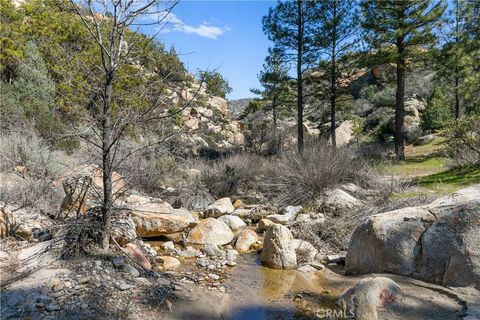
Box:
(223, 254, 345, 319)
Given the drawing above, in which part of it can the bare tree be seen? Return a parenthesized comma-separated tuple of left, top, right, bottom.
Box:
(61, 0, 200, 248)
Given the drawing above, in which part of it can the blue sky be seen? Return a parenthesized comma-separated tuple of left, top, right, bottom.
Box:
(154, 1, 275, 99)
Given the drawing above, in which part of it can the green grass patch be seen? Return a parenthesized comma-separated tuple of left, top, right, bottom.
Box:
(407, 136, 447, 158)
(377, 156, 449, 178)
(415, 165, 480, 194)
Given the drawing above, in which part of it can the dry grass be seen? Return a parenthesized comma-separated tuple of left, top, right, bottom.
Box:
(261, 141, 382, 207)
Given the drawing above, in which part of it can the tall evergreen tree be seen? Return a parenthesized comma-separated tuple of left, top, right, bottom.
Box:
(251, 50, 291, 131)
(263, 0, 322, 152)
(437, 0, 475, 119)
(361, 0, 445, 160)
(316, 0, 360, 147)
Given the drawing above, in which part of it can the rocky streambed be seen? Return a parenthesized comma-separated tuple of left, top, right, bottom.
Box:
(1, 166, 479, 319)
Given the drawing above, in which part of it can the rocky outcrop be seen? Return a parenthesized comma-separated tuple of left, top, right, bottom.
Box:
(130, 202, 190, 237)
(346, 185, 480, 289)
(334, 120, 355, 147)
(260, 224, 297, 269)
(186, 218, 234, 246)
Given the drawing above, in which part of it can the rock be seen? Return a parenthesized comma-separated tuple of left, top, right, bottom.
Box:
(415, 134, 436, 146)
(256, 218, 274, 233)
(320, 188, 363, 213)
(326, 254, 345, 265)
(260, 224, 297, 269)
(162, 241, 175, 252)
(346, 206, 434, 276)
(77, 276, 90, 284)
(124, 243, 152, 270)
(208, 273, 220, 280)
(346, 185, 480, 289)
(14, 223, 33, 241)
(203, 198, 235, 218)
(338, 277, 403, 320)
(161, 256, 181, 271)
(112, 256, 125, 268)
(186, 218, 234, 246)
(130, 203, 189, 237)
(226, 249, 239, 263)
(203, 243, 226, 258)
(171, 208, 197, 224)
(178, 246, 202, 258)
(235, 229, 259, 253)
(233, 199, 243, 209)
(218, 215, 246, 232)
(334, 120, 355, 147)
(266, 205, 302, 225)
(294, 214, 310, 223)
(231, 208, 252, 219)
(292, 239, 318, 263)
(117, 281, 132, 291)
(122, 264, 140, 277)
(111, 215, 136, 246)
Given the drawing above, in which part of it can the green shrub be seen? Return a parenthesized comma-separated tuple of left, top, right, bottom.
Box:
(421, 87, 452, 131)
(445, 115, 480, 166)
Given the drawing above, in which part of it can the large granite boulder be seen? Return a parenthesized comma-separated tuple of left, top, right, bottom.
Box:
(130, 202, 189, 237)
(346, 185, 480, 289)
(186, 218, 234, 246)
(260, 224, 297, 269)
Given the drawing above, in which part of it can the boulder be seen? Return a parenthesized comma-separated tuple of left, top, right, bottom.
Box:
(292, 239, 318, 263)
(172, 208, 197, 224)
(218, 215, 246, 232)
(414, 134, 436, 146)
(186, 218, 234, 246)
(320, 189, 363, 213)
(346, 185, 480, 289)
(260, 224, 297, 269)
(203, 243, 226, 258)
(266, 205, 302, 225)
(111, 215, 137, 246)
(124, 243, 152, 270)
(338, 277, 403, 320)
(235, 229, 258, 253)
(160, 256, 181, 271)
(335, 120, 355, 147)
(130, 203, 189, 237)
(203, 198, 235, 218)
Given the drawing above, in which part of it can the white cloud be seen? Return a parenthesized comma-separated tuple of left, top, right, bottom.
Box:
(163, 13, 229, 40)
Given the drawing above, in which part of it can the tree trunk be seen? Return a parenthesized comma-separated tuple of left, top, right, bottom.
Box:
(296, 0, 304, 153)
(455, 72, 460, 119)
(395, 53, 406, 161)
(101, 73, 114, 249)
(272, 95, 277, 132)
(330, 1, 337, 148)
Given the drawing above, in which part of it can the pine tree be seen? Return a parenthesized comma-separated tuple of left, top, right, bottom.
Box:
(361, 0, 445, 160)
(263, 0, 322, 152)
(316, 0, 360, 147)
(251, 50, 291, 131)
